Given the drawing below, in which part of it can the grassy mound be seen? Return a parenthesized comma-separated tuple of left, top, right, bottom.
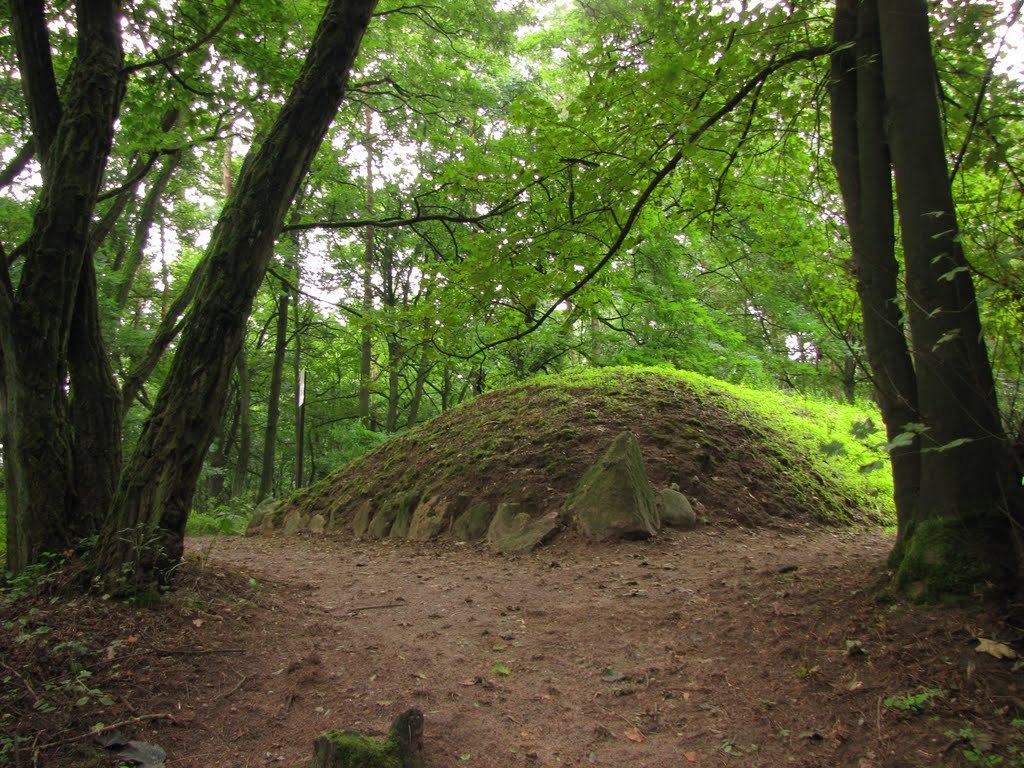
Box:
(278, 367, 894, 534)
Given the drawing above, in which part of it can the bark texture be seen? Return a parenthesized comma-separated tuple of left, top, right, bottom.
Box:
(1, 1, 125, 572)
(829, 0, 920, 536)
(830, 0, 1021, 597)
(94, 0, 379, 588)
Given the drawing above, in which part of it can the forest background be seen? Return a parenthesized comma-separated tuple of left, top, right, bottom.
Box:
(0, 0, 1022, 594)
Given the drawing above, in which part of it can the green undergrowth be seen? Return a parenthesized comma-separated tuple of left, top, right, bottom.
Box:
(286, 365, 895, 531)
(186, 504, 249, 536)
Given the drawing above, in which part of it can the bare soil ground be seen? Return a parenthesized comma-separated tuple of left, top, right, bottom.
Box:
(5, 527, 1023, 768)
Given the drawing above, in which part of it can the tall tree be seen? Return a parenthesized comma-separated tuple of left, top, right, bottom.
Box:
(830, 0, 1022, 597)
(1, 0, 378, 588)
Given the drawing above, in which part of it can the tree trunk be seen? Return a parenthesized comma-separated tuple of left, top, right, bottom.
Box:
(877, 0, 1020, 595)
(258, 289, 290, 501)
(68, 254, 122, 541)
(231, 351, 252, 496)
(359, 105, 376, 430)
(829, 0, 921, 538)
(93, 0, 378, 590)
(1, 1, 125, 573)
(406, 330, 432, 428)
(116, 152, 181, 309)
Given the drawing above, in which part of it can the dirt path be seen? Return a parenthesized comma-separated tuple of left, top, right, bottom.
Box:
(119, 527, 1012, 768)
(7, 527, 1018, 767)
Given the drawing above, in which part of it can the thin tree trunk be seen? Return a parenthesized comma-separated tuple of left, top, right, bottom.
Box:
(406, 329, 432, 428)
(116, 152, 181, 309)
(93, 0, 378, 589)
(359, 105, 375, 430)
(258, 289, 290, 500)
(231, 351, 252, 496)
(293, 275, 306, 488)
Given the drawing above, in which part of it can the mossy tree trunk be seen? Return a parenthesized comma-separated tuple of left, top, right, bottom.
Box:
(830, 0, 1022, 598)
(1, 1, 126, 572)
(878, 0, 1020, 595)
(92, 0, 379, 588)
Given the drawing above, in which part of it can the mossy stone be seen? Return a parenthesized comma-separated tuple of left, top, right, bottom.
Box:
(352, 500, 372, 536)
(312, 730, 401, 768)
(390, 502, 414, 539)
(563, 431, 659, 540)
(453, 503, 494, 541)
(487, 502, 560, 554)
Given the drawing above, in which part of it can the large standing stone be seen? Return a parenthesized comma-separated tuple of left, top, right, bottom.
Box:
(658, 487, 697, 529)
(486, 502, 560, 554)
(563, 431, 660, 540)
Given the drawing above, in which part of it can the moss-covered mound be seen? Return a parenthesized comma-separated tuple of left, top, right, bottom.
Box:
(263, 367, 894, 541)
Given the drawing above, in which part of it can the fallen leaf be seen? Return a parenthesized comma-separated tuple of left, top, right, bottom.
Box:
(685, 750, 698, 763)
(623, 727, 644, 743)
(191, 618, 204, 628)
(976, 638, 1017, 659)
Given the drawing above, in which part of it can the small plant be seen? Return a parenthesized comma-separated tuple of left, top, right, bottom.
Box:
(946, 719, 1024, 767)
(883, 687, 945, 714)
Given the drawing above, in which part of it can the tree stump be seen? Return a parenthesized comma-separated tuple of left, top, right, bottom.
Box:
(312, 708, 425, 768)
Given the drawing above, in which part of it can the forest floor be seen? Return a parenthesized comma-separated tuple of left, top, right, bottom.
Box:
(5, 527, 1024, 768)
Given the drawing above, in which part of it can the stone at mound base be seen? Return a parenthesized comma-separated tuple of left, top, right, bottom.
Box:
(247, 498, 284, 535)
(658, 487, 697, 529)
(368, 491, 421, 539)
(563, 431, 660, 540)
(352, 499, 372, 536)
(453, 503, 494, 542)
(487, 502, 560, 554)
(308, 513, 327, 534)
(282, 507, 303, 535)
(407, 495, 470, 542)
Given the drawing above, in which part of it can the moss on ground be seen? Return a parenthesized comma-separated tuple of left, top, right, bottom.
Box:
(889, 512, 1017, 602)
(312, 730, 401, 768)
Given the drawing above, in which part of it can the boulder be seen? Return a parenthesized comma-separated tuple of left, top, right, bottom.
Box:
(308, 513, 327, 534)
(563, 431, 659, 540)
(486, 502, 560, 554)
(407, 495, 469, 542)
(282, 508, 304, 536)
(247, 497, 283, 534)
(453, 503, 494, 542)
(352, 500, 373, 536)
(368, 491, 421, 539)
(658, 487, 697, 529)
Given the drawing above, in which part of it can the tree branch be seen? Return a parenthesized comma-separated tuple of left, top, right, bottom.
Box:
(0, 139, 36, 190)
(10, 0, 62, 162)
(124, 0, 241, 73)
(437, 44, 833, 360)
